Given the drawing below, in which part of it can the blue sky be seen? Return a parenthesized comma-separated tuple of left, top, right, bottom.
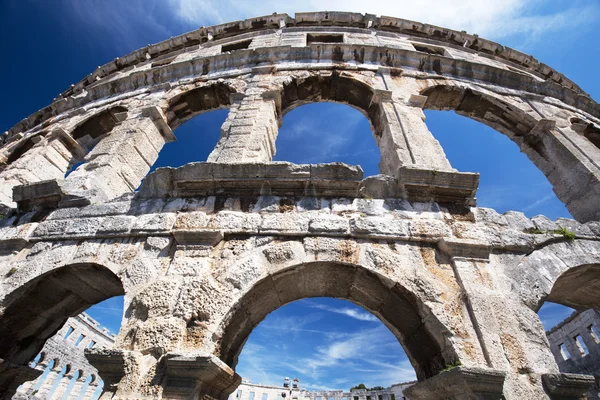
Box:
(2, 0, 599, 391)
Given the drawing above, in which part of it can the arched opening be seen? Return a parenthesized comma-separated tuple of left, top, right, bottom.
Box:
(235, 297, 416, 392)
(571, 117, 600, 150)
(4, 265, 124, 399)
(273, 103, 380, 176)
(146, 83, 234, 174)
(537, 264, 600, 398)
(277, 72, 385, 176)
(0, 263, 124, 365)
(421, 85, 573, 219)
(216, 262, 457, 382)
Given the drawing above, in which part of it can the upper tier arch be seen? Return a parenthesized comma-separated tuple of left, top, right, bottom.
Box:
(1, 11, 599, 222)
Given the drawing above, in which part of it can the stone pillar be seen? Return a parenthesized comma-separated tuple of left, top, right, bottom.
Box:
(52, 370, 75, 399)
(34, 366, 62, 399)
(437, 238, 569, 399)
(82, 381, 100, 400)
(376, 68, 454, 174)
(0, 128, 86, 207)
(207, 70, 279, 163)
(63, 106, 175, 204)
(69, 375, 89, 400)
(163, 353, 241, 400)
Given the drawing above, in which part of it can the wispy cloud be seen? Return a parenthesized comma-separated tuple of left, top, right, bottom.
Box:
(166, 0, 599, 44)
(306, 302, 379, 322)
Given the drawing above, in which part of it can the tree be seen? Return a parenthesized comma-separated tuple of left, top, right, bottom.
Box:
(350, 384, 367, 391)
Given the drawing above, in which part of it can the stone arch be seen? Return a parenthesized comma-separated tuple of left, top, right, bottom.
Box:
(70, 105, 128, 151)
(421, 84, 600, 222)
(0, 263, 124, 366)
(166, 82, 236, 130)
(214, 261, 457, 381)
(280, 71, 386, 138)
(547, 264, 600, 310)
(507, 239, 600, 311)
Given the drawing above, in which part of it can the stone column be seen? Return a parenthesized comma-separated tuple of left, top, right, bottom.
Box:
(437, 238, 590, 399)
(69, 375, 89, 400)
(207, 70, 279, 163)
(376, 68, 454, 174)
(82, 381, 100, 400)
(0, 128, 86, 207)
(63, 106, 175, 204)
(163, 353, 242, 400)
(52, 370, 75, 399)
(375, 69, 479, 206)
(34, 366, 62, 399)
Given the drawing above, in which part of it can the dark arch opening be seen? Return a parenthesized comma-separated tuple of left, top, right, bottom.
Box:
(216, 262, 456, 381)
(571, 117, 600, 150)
(71, 106, 127, 148)
(0, 263, 124, 366)
(166, 83, 235, 130)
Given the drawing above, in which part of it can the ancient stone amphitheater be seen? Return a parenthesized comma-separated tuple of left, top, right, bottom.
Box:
(1, 11, 600, 400)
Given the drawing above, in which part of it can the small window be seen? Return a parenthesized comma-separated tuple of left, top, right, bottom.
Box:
(559, 343, 571, 360)
(222, 40, 252, 53)
(378, 396, 383, 400)
(354, 397, 359, 400)
(367, 396, 371, 400)
(63, 326, 74, 339)
(88, 340, 96, 349)
(75, 334, 85, 347)
(391, 395, 395, 400)
(411, 43, 445, 56)
(249, 392, 255, 400)
(262, 394, 268, 400)
(237, 390, 243, 399)
(589, 324, 600, 342)
(575, 335, 589, 355)
(307, 33, 344, 45)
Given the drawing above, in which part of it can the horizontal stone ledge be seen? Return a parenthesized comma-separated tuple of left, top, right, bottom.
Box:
(164, 353, 241, 400)
(138, 162, 479, 205)
(398, 166, 479, 207)
(403, 366, 506, 400)
(12, 179, 92, 212)
(542, 373, 596, 399)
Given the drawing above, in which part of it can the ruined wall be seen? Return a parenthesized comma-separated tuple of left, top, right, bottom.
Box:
(13, 313, 115, 399)
(546, 309, 600, 398)
(0, 11, 600, 400)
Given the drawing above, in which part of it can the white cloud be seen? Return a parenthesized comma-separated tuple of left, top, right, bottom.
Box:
(167, 0, 599, 42)
(307, 303, 379, 322)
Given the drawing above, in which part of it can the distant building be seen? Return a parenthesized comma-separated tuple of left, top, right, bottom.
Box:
(13, 313, 116, 400)
(546, 309, 600, 398)
(229, 377, 415, 400)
